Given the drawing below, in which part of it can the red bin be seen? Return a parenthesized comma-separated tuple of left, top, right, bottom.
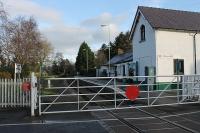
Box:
(22, 82, 31, 92)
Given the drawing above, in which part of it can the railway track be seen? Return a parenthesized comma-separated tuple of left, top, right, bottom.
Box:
(40, 79, 199, 132)
(79, 79, 199, 133)
(75, 79, 144, 133)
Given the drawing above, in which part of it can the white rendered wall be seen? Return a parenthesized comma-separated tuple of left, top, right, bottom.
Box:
(116, 63, 129, 77)
(132, 13, 156, 77)
(156, 29, 200, 82)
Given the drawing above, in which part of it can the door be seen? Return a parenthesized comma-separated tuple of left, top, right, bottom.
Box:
(123, 65, 126, 76)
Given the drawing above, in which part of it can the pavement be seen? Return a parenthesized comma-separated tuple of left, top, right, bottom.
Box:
(0, 109, 108, 133)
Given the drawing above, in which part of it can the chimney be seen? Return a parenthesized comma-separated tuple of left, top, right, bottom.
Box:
(118, 48, 124, 55)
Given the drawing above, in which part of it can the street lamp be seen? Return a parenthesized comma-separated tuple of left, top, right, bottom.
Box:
(101, 24, 111, 77)
(83, 49, 88, 72)
(38, 61, 43, 77)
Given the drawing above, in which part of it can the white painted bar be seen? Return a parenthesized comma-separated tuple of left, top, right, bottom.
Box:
(0, 78, 31, 108)
(39, 75, 200, 115)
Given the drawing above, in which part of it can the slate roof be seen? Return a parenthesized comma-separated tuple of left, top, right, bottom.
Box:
(139, 6, 200, 31)
(105, 51, 132, 65)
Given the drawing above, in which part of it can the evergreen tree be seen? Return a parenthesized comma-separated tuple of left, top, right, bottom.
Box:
(94, 31, 132, 68)
(112, 31, 132, 56)
(75, 42, 95, 73)
(95, 44, 108, 68)
(98, 32, 131, 61)
(59, 59, 75, 76)
(52, 61, 59, 75)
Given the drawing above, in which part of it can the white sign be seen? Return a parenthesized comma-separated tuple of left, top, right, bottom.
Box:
(15, 63, 22, 74)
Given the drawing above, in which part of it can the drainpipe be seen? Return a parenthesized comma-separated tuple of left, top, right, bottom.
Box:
(193, 32, 198, 74)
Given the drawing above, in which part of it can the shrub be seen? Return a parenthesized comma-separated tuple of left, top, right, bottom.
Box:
(0, 71, 12, 79)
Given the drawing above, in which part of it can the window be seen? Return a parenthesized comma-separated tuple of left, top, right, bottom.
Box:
(123, 65, 126, 76)
(136, 61, 139, 76)
(174, 59, 184, 75)
(140, 25, 145, 42)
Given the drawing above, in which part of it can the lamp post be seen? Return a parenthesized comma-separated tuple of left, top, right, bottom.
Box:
(38, 61, 42, 77)
(101, 24, 111, 77)
(83, 49, 88, 72)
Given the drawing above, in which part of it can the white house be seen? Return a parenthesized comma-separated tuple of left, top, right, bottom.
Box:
(130, 6, 200, 82)
(114, 52, 133, 77)
(97, 51, 133, 77)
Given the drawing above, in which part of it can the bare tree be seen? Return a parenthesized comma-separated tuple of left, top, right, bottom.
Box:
(95, 50, 107, 68)
(8, 17, 51, 65)
(38, 39, 53, 64)
(0, 1, 7, 23)
(9, 17, 38, 66)
(0, 1, 9, 60)
(0, 1, 53, 76)
(0, 2, 18, 65)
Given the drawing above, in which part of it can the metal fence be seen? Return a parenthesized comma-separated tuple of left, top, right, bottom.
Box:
(0, 78, 31, 108)
(39, 75, 200, 115)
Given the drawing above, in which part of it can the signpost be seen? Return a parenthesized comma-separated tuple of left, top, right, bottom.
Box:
(15, 63, 21, 78)
(14, 63, 22, 104)
(15, 63, 21, 74)
(14, 63, 22, 98)
(15, 63, 21, 81)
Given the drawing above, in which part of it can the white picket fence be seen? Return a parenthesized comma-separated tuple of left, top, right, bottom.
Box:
(0, 78, 31, 108)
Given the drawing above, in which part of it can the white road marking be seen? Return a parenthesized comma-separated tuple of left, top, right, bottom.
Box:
(145, 127, 179, 131)
(0, 110, 200, 127)
(0, 119, 116, 127)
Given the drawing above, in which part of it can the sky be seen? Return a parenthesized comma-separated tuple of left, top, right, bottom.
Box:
(2, 0, 200, 62)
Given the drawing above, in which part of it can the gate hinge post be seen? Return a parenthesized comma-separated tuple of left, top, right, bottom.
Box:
(31, 72, 37, 116)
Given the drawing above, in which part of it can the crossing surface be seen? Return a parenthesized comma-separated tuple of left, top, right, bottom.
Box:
(0, 103, 200, 133)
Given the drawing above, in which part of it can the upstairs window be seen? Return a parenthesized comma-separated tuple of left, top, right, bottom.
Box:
(140, 25, 145, 42)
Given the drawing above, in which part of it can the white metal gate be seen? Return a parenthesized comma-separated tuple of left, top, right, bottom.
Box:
(0, 78, 31, 108)
(0, 72, 38, 116)
(39, 75, 200, 115)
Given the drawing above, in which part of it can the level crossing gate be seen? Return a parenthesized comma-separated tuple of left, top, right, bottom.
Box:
(38, 75, 200, 115)
(0, 72, 38, 116)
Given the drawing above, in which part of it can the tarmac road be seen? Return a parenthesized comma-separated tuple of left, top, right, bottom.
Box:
(0, 109, 108, 133)
(1, 104, 200, 133)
